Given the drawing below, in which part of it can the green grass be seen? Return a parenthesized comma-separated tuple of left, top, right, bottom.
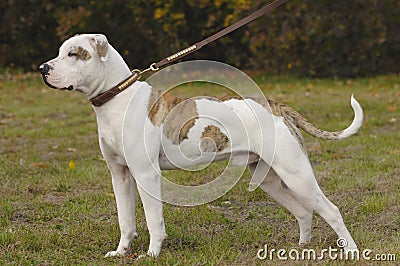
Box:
(0, 73, 399, 265)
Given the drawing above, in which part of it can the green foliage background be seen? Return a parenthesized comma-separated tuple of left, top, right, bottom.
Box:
(1, 0, 399, 77)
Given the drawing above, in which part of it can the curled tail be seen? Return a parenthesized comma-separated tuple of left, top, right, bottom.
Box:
(282, 95, 363, 140)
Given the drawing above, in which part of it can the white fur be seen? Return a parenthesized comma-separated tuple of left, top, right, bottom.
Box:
(40, 34, 360, 258)
(338, 94, 364, 139)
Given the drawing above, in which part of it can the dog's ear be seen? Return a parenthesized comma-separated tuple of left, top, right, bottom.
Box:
(89, 34, 109, 62)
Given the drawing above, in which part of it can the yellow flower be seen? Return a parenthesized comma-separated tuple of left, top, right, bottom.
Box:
(68, 160, 76, 170)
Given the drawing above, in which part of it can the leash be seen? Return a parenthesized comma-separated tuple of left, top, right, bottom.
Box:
(90, 0, 289, 107)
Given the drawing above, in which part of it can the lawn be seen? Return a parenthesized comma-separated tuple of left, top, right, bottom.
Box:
(0, 72, 399, 265)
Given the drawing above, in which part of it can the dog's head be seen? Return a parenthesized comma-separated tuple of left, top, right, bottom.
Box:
(39, 34, 111, 97)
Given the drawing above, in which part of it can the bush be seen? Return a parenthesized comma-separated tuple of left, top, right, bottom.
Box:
(0, 0, 399, 77)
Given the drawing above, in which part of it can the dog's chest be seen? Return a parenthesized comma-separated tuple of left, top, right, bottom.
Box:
(96, 107, 126, 162)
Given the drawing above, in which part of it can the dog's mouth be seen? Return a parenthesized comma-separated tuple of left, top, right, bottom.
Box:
(41, 74, 74, 91)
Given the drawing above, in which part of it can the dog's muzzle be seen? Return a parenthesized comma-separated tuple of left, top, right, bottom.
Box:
(39, 63, 74, 91)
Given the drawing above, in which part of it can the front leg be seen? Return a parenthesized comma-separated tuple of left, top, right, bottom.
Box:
(135, 170, 167, 257)
(104, 160, 138, 257)
(122, 95, 167, 257)
(123, 127, 167, 257)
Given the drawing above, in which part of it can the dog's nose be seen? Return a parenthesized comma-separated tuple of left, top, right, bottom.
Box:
(39, 63, 51, 75)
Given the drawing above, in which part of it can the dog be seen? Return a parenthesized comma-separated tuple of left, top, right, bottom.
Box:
(39, 34, 363, 258)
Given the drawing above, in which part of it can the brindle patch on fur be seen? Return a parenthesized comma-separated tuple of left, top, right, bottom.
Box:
(148, 89, 198, 144)
(75, 46, 92, 61)
(279, 104, 341, 140)
(203, 96, 282, 116)
(204, 95, 243, 102)
(200, 125, 230, 152)
(248, 97, 282, 116)
(95, 41, 108, 58)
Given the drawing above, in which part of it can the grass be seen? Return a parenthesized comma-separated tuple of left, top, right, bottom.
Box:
(0, 72, 399, 265)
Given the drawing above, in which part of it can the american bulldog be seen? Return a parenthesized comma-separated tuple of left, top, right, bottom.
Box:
(39, 34, 362, 258)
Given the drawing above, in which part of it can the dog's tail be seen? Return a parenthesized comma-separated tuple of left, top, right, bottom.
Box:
(282, 94, 363, 140)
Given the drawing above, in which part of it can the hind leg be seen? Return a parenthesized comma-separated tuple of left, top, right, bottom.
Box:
(248, 161, 313, 244)
(269, 145, 357, 251)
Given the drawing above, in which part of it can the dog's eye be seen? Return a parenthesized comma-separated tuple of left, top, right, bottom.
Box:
(68, 52, 77, 57)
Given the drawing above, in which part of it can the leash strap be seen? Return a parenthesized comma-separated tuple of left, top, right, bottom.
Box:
(90, 0, 288, 107)
(153, 0, 288, 70)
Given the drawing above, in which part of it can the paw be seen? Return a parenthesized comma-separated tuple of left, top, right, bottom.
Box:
(104, 250, 127, 258)
(147, 249, 161, 258)
(299, 242, 311, 248)
(146, 234, 166, 258)
(137, 254, 147, 260)
(146, 243, 162, 258)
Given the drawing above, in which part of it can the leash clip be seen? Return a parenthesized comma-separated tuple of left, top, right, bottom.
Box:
(135, 63, 159, 77)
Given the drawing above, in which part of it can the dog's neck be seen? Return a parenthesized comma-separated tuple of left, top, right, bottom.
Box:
(86, 45, 132, 100)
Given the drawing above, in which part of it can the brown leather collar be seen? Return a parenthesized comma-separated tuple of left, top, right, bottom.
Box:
(90, 70, 141, 107)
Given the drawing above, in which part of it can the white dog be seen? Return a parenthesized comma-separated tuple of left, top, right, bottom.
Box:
(39, 34, 363, 258)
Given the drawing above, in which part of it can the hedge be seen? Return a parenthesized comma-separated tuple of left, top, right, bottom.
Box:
(1, 0, 399, 77)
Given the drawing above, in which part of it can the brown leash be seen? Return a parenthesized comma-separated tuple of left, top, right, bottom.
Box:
(90, 0, 289, 107)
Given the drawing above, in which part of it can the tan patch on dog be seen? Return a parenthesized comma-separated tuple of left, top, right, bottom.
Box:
(212, 95, 243, 101)
(200, 125, 229, 152)
(280, 105, 341, 140)
(203, 96, 283, 116)
(248, 97, 282, 116)
(148, 89, 198, 144)
(202, 95, 243, 103)
(95, 41, 108, 58)
(253, 98, 342, 151)
(75, 46, 92, 61)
